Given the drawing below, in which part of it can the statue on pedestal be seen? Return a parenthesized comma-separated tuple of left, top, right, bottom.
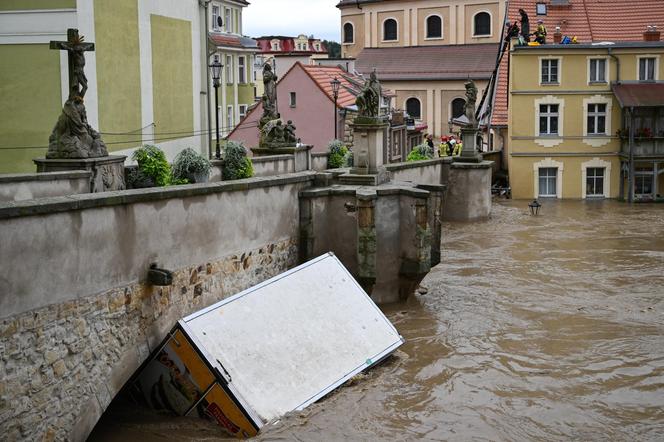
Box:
(464, 79, 478, 127)
(258, 63, 298, 148)
(47, 29, 108, 159)
(356, 70, 382, 119)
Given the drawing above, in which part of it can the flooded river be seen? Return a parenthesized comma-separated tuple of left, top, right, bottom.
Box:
(90, 200, 664, 441)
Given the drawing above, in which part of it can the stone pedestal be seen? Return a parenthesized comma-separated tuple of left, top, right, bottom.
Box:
(251, 145, 312, 172)
(34, 155, 126, 193)
(453, 126, 483, 163)
(349, 120, 389, 175)
(444, 160, 493, 221)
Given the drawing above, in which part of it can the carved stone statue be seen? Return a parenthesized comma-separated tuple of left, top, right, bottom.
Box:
(47, 28, 107, 159)
(356, 70, 382, 118)
(464, 80, 478, 127)
(262, 64, 278, 118)
(285, 120, 297, 143)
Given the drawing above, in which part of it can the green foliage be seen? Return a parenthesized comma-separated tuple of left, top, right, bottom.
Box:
(323, 40, 341, 58)
(222, 141, 254, 180)
(327, 139, 350, 169)
(172, 147, 211, 183)
(406, 143, 434, 162)
(132, 144, 172, 186)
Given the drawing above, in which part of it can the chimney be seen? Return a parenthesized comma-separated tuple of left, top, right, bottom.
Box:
(553, 26, 563, 44)
(644, 25, 661, 41)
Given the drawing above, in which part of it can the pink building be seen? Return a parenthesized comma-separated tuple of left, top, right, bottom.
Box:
(228, 62, 385, 153)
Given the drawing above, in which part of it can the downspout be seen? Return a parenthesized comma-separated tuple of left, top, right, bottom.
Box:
(628, 106, 635, 203)
(608, 47, 620, 84)
(200, 0, 212, 158)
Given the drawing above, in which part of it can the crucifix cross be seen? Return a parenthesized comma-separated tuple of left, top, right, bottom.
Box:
(50, 28, 95, 100)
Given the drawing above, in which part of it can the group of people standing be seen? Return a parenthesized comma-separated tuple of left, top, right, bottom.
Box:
(425, 134, 463, 157)
(506, 9, 547, 45)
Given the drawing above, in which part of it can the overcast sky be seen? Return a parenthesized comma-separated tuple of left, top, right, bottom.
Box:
(244, 0, 341, 42)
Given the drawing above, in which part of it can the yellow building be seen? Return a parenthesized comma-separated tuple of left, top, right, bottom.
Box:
(508, 42, 664, 201)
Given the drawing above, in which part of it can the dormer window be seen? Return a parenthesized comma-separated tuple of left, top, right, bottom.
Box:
(271, 40, 280, 51)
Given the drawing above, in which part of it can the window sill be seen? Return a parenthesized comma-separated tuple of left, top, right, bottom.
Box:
(540, 82, 560, 86)
(342, 42, 354, 45)
(473, 34, 492, 38)
(424, 36, 443, 41)
(381, 39, 399, 43)
(588, 81, 608, 85)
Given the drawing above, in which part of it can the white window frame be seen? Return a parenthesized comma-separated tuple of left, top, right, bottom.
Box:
(225, 55, 233, 83)
(539, 57, 562, 85)
(271, 39, 280, 51)
(239, 104, 248, 120)
(539, 104, 560, 135)
(472, 11, 492, 38)
(588, 57, 608, 84)
(238, 56, 246, 84)
(533, 158, 564, 199)
(582, 95, 613, 144)
(534, 95, 564, 147)
(382, 17, 399, 42)
(225, 7, 232, 33)
(637, 55, 659, 81)
(450, 96, 466, 120)
(343, 21, 355, 44)
(211, 5, 220, 31)
(581, 158, 612, 199)
(424, 14, 443, 40)
(586, 103, 607, 135)
(226, 105, 234, 132)
(404, 96, 422, 120)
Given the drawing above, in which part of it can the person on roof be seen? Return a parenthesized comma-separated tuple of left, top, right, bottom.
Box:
(534, 20, 547, 44)
(518, 9, 530, 43)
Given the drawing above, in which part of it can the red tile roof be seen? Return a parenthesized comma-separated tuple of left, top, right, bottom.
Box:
(612, 83, 664, 108)
(491, 0, 664, 126)
(301, 64, 394, 109)
(356, 44, 499, 81)
(209, 33, 243, 48)
(255, 36, 328, 55)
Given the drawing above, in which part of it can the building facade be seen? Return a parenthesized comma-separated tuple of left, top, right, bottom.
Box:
(337, 0, 504, 143)
(508, 42, 664, 201)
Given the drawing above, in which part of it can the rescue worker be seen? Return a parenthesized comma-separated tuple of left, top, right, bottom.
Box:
(534, 19, 547, 44)
(440, 136, 450, 156)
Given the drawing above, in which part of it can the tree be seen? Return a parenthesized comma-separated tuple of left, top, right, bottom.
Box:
(324, 40, 341, 58)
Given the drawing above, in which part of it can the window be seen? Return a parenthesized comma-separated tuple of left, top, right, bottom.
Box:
(383, 18, 398, 41)
(406, 97, 421, 119)
(539, 104, 559, 135)
(238, 56, 246, 83)
(451, 98, 466, 119)
(589, 59, 606, 83)
(426, 15, 442, 39)
(541, 59, 559, 83)
(587, 103, 607, 135)
(239, 104, 248, 120)
(539, 168, 558, 197)
(639, 57, 656, 81)
(635, 170, 653, 195)
(290, 92, 296, 108)
(343, 23, 354, 43)
(473, 12, 491, 36)
(212, 5, 220, 30)
(586, 167, 605, 197)
(227, 105, 234, 131)
(225, 8, 232, 32)
(226, 55, 233, 83)
(536, 3, 547, 15)
(271, 41, 280, 51)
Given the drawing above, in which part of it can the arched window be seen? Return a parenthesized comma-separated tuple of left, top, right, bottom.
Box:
(473, 12, 491, 36)
(383, 18, 398, 41)
(426, 15, 442, 39)
(343, 22, 354, 43)
(451, 98, 466, 119)
(406, 97, 422, 119)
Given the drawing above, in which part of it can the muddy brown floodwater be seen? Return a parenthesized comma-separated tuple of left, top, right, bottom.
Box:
(90, 200, 664, 441)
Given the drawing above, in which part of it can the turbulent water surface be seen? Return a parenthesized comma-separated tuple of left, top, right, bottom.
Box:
(90, 200, 664, 441)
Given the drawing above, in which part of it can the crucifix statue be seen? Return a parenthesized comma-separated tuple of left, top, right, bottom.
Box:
(46, 28, 107, 159)
(50, 29, 95, 100)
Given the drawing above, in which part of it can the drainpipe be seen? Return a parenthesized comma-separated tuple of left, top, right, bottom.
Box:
(628, 106, 635, 203)
(200, 0, 212, 158)
(608, 47, 620, 84)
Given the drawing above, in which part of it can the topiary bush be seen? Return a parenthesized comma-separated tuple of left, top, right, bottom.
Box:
(172, 147, 211, 183)
(406, 143, 434, 162)
(222, 141, 253, 180)
(327, 140, 350, 169)
(131, 144, 172, 187)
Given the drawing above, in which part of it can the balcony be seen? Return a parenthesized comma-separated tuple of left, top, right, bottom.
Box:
(620, 137, 664, 157)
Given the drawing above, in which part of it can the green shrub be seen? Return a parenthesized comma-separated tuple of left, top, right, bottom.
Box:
(327, 140, 350, 169)
(131, 144, 172, 186)
(172, 147, 211, 183)
(406, 143, 434, 162)
(222, 141, 253, 180)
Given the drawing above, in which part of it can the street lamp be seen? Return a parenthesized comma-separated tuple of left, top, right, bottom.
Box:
(528, 199, 542, 215)
(330, 77, 341, 140)
(210, 58, 223, 159)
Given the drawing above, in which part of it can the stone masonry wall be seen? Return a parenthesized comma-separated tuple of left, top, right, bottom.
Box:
(0, 237, 297, 442)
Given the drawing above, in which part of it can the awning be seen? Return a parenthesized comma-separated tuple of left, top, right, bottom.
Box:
(612, 83, 664, 108)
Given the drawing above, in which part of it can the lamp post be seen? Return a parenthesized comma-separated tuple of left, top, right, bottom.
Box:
(331, 77, 341, 140)
(210, 59, 223, 159)
(528, 199, 542, 216)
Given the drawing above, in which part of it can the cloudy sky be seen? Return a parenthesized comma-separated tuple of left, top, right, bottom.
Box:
(244, 0, 341, 42)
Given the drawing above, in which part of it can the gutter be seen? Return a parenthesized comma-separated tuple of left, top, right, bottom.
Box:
(200, 0, 213, 158)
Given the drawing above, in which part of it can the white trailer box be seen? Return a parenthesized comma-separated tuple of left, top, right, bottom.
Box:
(130, 253, 404, 437)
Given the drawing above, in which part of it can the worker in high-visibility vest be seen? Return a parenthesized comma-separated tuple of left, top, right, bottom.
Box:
(534, 20, 547, 44)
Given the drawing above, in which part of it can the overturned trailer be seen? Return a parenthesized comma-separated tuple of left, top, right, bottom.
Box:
(129, 253, 404, 437)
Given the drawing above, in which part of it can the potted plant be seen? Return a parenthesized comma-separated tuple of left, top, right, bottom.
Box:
(172, 147, 212, 183)
(327, 140, 351, 169)
(406, 143, 434, 162)
(130, 144, 172, 188)
(222, 141, 253, 180)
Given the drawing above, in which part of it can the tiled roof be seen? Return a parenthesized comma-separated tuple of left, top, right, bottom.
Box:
(209, 33, 257, 50)
(355, 44, 499, 81)
(612, 83, 664, 108)
(337, 0, 388, 7)
(301, 64, 393, 109)
(491, 0, 664, 126)
(255, 36, 328, 54)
